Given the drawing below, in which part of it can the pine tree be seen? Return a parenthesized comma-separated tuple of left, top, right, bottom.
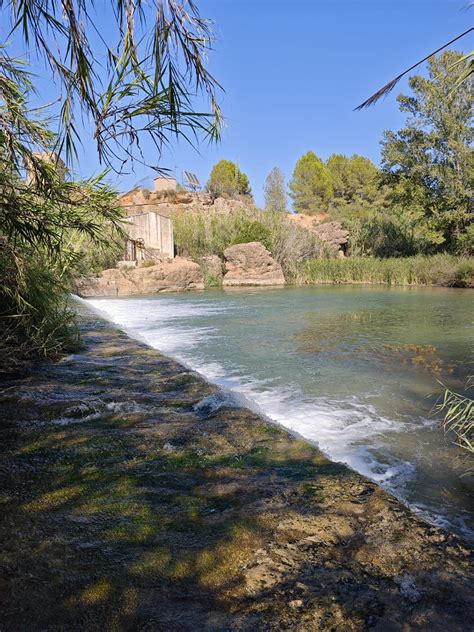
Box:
(289, 151, 333, 214)
(207, 160, 252, 198)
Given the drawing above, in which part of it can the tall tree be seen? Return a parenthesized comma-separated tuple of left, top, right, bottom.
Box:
(0, 1, 222, 171)
(380, 51, 473, 252)
(326, 154, 379, 205)
(207, 160, 252, 198)
(289, 151, 333, 214)
(264, 167, 287, 213)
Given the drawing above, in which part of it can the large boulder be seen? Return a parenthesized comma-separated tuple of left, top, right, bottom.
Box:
(223, 242, 285, 287)
(75, 257, 204, 297)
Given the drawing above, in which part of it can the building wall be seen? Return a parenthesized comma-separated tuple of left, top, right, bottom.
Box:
(153, 177, 177, 192)
(126, 212, 174, 258)
(25, 151, 67, 184)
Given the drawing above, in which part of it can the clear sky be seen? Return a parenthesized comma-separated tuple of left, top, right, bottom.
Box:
(3, 0, 472, 206)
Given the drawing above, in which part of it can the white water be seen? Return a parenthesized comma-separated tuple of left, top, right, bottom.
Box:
(85, 287, 474, 539)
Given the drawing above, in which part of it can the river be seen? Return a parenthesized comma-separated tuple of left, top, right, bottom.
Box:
(87, 285, 473, 540)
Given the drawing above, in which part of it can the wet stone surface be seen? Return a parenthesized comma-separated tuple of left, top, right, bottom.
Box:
(0, 308, 472, 631)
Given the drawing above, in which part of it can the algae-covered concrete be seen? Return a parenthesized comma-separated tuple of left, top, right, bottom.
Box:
(0, 308, 472, 630)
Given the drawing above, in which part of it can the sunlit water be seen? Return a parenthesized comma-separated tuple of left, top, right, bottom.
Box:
(86, 286, 473, 540)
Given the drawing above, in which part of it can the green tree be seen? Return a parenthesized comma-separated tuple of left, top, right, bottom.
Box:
(264, 167, 287, 213)
(207, 160, 252, 198)
(326, 154, 379, 205)
(381, 51, 473, 253)
(289, 151, 333, 214)
(236, 170, 252, 197)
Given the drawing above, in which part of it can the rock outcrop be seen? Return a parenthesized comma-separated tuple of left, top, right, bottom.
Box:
(75, 257, 204, 297)
(312, 221, 349, 255)
(223, 242, 285, 287)
(118, 187, 252, 219)
(287, 214, 349, 256)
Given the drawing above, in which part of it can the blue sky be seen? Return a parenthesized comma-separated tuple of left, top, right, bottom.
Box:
(2, 0, 472, 206)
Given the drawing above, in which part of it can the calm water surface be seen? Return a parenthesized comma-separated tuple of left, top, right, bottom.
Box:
(87, 286, 473, 540)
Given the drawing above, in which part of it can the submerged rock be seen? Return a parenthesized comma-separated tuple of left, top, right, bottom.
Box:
(75, 256, 204, 297)
(223, 241, 285, 286)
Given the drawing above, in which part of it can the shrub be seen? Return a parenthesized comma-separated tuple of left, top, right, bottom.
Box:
(172, 207, 329, 280)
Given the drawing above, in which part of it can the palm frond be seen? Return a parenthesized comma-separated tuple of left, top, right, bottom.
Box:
(355, 27, 474, 110)
(1, 1, 223, 170)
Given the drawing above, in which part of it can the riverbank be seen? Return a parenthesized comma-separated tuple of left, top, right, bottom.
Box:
(0, 306, 472, 630)
(296, 254, 474, 287)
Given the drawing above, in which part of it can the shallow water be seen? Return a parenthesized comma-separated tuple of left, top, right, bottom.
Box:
(86, 285, 474, 539)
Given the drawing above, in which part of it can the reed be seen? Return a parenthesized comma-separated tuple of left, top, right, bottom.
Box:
(296, 255, 474, 287)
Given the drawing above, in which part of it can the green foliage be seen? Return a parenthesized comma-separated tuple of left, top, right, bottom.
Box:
(230, 216, 272, 250)
(0, 241, 80, 375)
(0, 55, 124, 371)
(64, 225, 126, 277)
(331, 52, 473, 258)
(236, 170, 252, 197)
(172, 207, 328, 280)
(326, 154, 380, 206)
(297, 255, 474, 287)
(207, 160, 252, 198)
(1, 1, 222, 170)
(264, 167, 287, 213)
(381, 51, 473, 253)
(289, 151, 333, 214)
(341, 204, 445, 258)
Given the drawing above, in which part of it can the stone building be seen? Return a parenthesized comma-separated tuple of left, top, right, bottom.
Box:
(153, 176, 177, 192)
(25, 152, 67, 184)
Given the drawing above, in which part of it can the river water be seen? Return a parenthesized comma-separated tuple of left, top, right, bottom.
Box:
(87, 285, 473, 540)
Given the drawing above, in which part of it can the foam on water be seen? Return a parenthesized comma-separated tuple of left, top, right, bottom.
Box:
(85, 295, 472, 539)
(87, 297, 416, 487)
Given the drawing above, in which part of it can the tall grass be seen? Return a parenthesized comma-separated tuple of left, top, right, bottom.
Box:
(436, 379, 473, 456)
(0, 241, 80, 376)
(296, 255, 474, 287)
(172, 207, 330, 280)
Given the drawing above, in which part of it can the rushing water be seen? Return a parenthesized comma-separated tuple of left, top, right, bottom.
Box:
(87, 286, 474, 539)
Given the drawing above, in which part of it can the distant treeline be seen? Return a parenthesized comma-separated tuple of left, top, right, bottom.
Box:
(210, 52, 472, 258)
